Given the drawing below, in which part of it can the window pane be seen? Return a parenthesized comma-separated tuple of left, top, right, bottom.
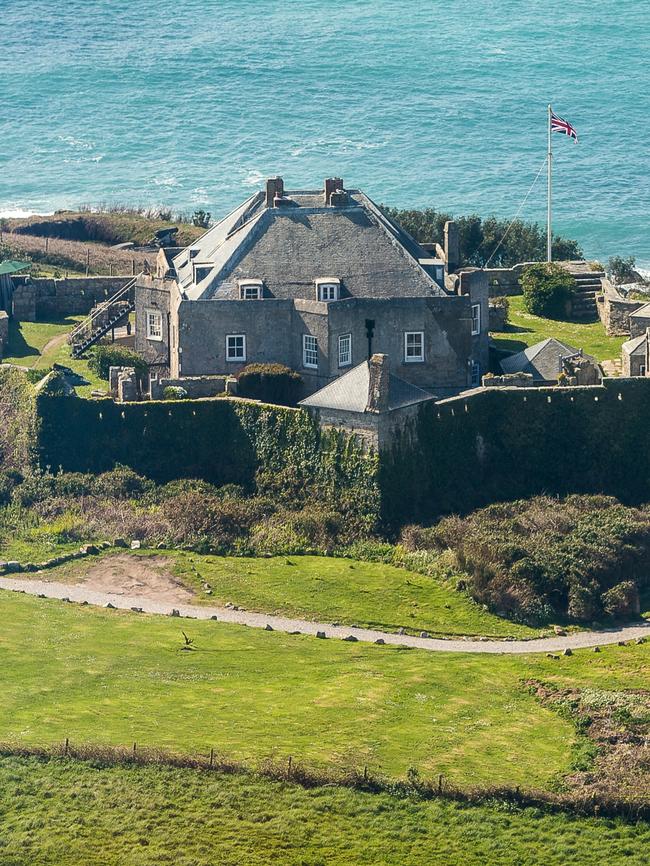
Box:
(303, 335, 318, 367)
(338, 334, 351, 366)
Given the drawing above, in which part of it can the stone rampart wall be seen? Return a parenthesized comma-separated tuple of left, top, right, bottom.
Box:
(12, 276, 132, 321)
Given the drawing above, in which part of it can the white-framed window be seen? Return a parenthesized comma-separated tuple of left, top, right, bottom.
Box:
(315, 278, 340, 302)
(471, 303, 481, 336)
(239, 279, 263, 300)
(303, 334, 318, 368)
(470, 360, 481, 386)
(338, 333, 352, 367)
(640, 364, 646, 377)
(146, 309, 163, 342)
(226, 334, 246, 362)
(404, 331, 424, 363)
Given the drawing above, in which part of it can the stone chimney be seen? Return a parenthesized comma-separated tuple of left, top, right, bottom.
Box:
(444, 220, 460, 274)
(266, 176, 284, 207)
(324, 177, 344, 205)
(366, 354, 390, 414)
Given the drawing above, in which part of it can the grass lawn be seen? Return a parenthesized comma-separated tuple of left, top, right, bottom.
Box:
(0, 757, 647, 866)
(0, 590, 648, 787)
(491, 295, 625, 362)
(2, 316, 105, 395)
(0, 540, 543, 639)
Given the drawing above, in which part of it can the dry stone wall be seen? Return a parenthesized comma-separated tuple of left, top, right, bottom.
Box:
(12, 276, 131, 321)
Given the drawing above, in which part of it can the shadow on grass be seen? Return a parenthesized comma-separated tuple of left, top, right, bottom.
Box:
(6, 316, 79, 359)
(6, 320, 39, 358)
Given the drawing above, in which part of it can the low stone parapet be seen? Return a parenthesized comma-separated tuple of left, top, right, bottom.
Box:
(150, 375, 231, 400)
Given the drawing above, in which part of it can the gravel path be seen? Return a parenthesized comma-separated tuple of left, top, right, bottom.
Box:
(1, 576, 648, 654)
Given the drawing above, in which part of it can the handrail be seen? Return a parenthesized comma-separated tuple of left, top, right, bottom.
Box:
(69, 277, 136, 342)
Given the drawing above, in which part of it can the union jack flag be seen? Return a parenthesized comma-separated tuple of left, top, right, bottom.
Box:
(551, 111, 578, 142)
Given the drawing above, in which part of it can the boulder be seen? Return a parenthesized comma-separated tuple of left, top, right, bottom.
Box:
(553, 626, 567, 636)
(343, 635, 358, 642)
(130, 540, 142, 550)
(375, 638, 385, 645)
(316, 631, 327, 639)
(5, 561, 22, 573)
(113, 538, 128, 548)
(264, 624, 274, 631)
(563, 648, 573, 656)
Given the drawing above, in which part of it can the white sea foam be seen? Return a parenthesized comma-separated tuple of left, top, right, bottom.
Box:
(243, 170, 265, 187)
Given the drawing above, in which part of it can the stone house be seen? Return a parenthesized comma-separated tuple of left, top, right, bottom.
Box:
(629, 303, 650, 338)
(500, 338, 601, 385)
(621, 329, 650, 377)
(135, 178, 489, 397)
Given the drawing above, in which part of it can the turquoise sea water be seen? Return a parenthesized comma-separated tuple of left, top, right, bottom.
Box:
(0, 0, 648, 263)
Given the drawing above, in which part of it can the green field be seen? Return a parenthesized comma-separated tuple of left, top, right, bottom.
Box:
(0, 756, 646, 866)
(1, 317, 105, 395)
(491, 296, 625, 362)
(1, 590, 648, 787)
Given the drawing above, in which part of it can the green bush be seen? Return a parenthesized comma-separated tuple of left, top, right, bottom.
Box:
(427, 495, 650, 625)
(91, 466, 155, 500)
(608, 255, 637, 285)
(162, 386, 188, 400)
(237, 364, 302, 406)
(88, 345, 148, 381)
(521, 262, 576, 318)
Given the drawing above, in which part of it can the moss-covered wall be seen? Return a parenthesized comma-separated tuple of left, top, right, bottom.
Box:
(36, 395, 379, 517)
(380, 379, 650, 526)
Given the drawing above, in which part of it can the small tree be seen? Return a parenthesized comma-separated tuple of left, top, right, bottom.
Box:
(88, 345, 148, 381)
(520, 262, 576, 319)
(608, 255, 637, 285)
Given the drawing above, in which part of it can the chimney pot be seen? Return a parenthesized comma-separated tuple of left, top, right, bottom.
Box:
(324, 177, 344, 205)
(266, 176, 284, 207)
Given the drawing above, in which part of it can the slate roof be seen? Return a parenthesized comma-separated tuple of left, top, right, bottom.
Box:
(173, 187, 447, 302)
(622, 334, 648, 356)
(500, 338, 590, 381)
(299, 360, 436, 413)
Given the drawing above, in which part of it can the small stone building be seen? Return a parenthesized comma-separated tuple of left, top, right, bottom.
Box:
(300, 353, 435, 447)
(500, 338, 601, 385)
(621, 330, 650, 377)
(135, 177, 489, 398)
(629, 303, 650, 338)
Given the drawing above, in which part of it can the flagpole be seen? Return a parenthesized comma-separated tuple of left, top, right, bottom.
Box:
(547, 103, 552, 262)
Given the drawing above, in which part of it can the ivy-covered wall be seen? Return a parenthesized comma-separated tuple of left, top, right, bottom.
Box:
(380, 379, 650, 526)
(36, 395, 379, 518)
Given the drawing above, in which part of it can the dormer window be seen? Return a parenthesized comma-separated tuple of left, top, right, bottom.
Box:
(193, 265, 212, 284)
(239, 279, 263, 300)
(315, 278, 340, 302)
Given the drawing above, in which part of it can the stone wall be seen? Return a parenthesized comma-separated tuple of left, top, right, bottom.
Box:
(0, 311, 8, 360)
(12, 276, 132, 321)
(483, 263, 535, 296)
(380, 378, 650, 525)
(149, 375, 229, 401)
(597, 278, 645, 336)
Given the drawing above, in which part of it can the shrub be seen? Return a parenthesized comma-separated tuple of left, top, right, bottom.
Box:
(88, 345, 148, 381)
(427, 495, 650, 625)
(91, 466, 155, 500)
(161, 492, 275, 551)
(237, 364, 302, 407)
(250, 505, 344, 556)
(521, 262, 576, 319)
(608, 255, 637, 285)
(601, 580, 641, 618)
(162, 386, 188, 400)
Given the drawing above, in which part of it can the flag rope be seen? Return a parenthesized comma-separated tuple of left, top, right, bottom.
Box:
(482, 154, 548, 268)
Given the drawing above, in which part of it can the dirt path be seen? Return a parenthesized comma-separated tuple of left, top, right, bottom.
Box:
(1, 574, 648, 654)
(38, 332, 69, 361)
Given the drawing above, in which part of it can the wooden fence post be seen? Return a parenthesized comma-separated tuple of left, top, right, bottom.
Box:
(209, 748, 214, 768)
(287, 755, 292, 777)
(438, 774, 443, 794)
(64, 737, 69, 756)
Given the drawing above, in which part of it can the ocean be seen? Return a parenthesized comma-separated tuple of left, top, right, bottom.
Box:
(0, 0, 648, 264)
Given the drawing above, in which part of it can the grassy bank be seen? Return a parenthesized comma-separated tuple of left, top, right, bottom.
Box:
(1, 317, 106, 395)
(2, 547, 541, 639)
(0, 590, 648, 786)
(490, 295, 625, 361)
(1, 755, 647, 866)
